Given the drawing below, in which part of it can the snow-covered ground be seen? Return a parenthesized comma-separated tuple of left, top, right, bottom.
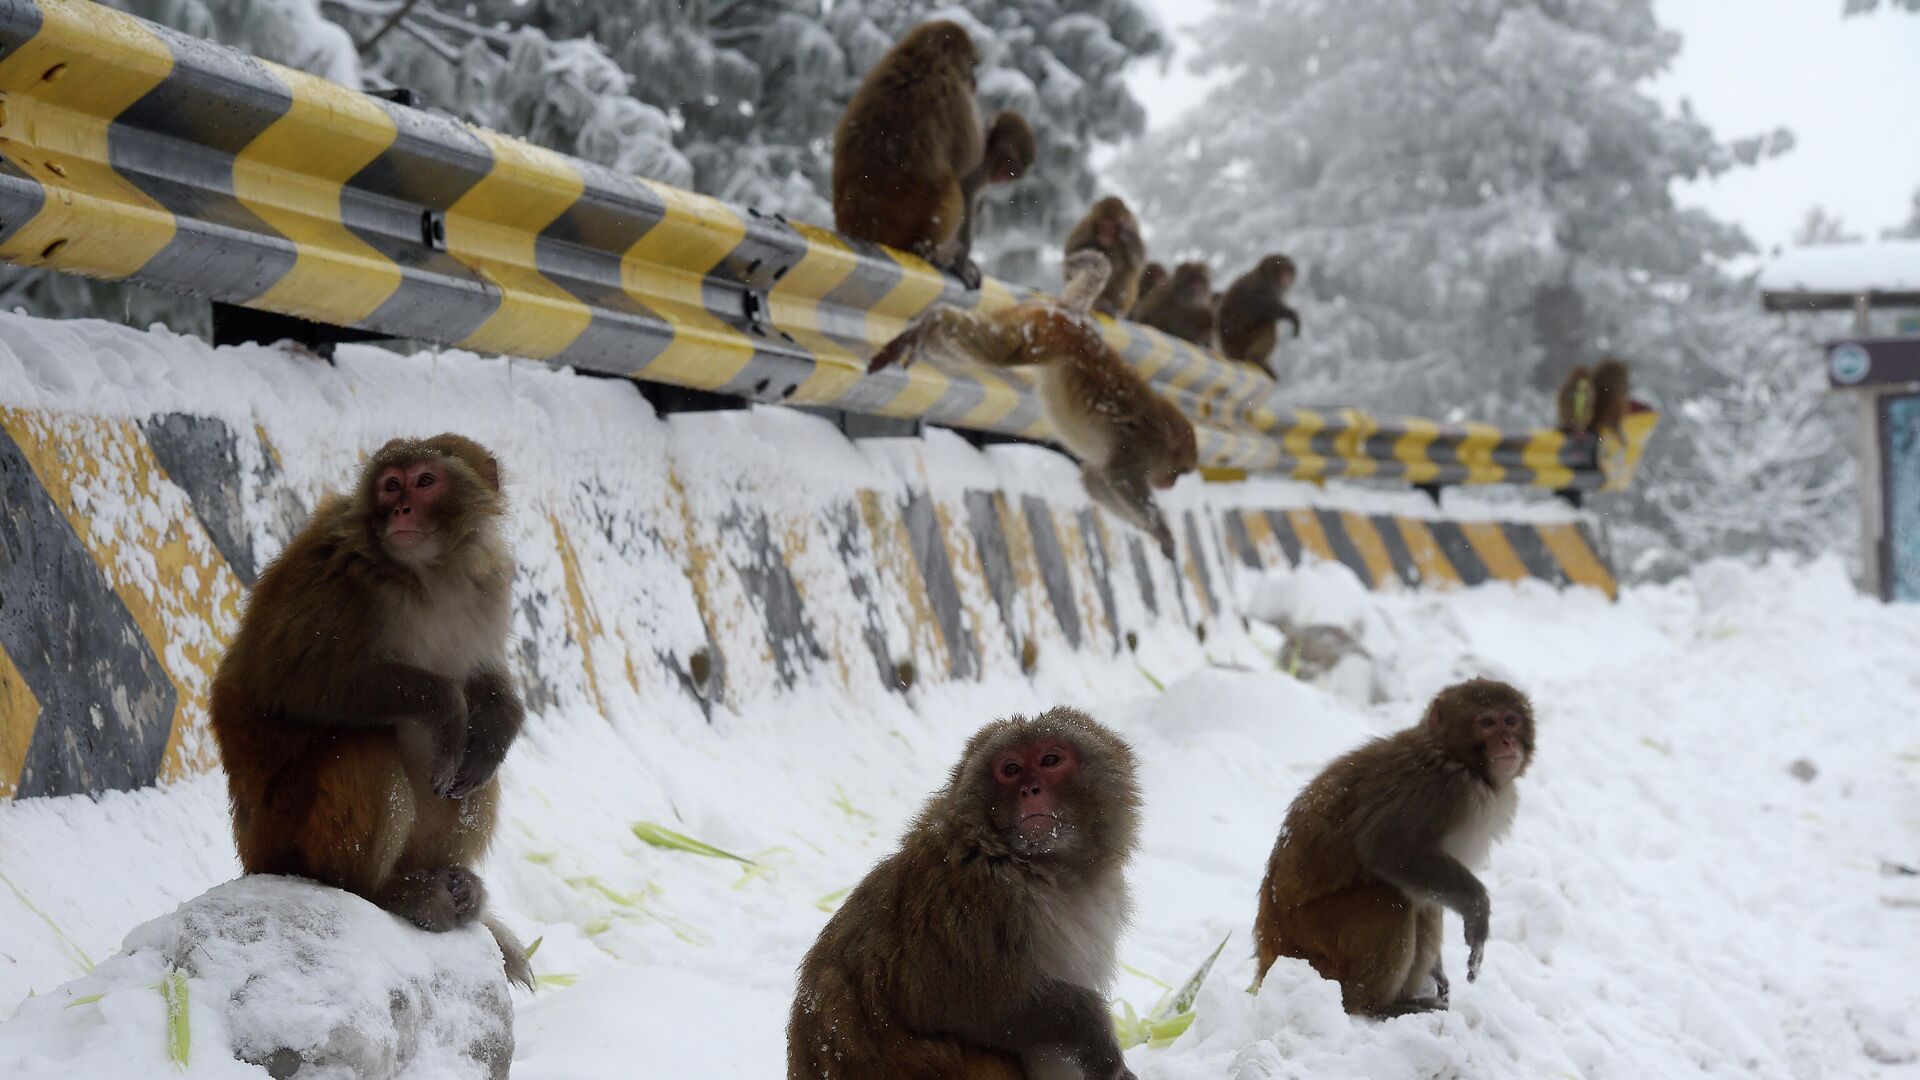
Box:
(4, 548, 1918, 1077)
(0, 314, 1914, 1077)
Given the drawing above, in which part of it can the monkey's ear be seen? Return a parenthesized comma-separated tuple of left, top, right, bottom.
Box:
(1424, 701, 1444, 732)
(472, 452, 501, 492)
(427, 433, 501, 491)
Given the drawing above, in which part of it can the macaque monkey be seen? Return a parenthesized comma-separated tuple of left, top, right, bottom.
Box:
(948, 109, 1038, 284)
(1063, 196, 1148, 317)
(868, 250, 1199, 558)
(1589, 357, 1632, 437)
(1132, 262, 1167, 313)
(788, 707, 1141, 1080)
(1253, 679, 1534, 1016)
(1556, 358, 1633, 440)
(1217, 254, 1301, 376)
(1130, 261, 1216, 347)
(1554, 364, 1594, 435)
(210, 433, 532, 988)
(833, 20, 1032, 289)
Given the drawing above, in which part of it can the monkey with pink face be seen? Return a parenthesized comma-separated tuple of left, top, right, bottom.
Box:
(789, 707, 1141, 1079)
(1254, 678, 1535, 1016)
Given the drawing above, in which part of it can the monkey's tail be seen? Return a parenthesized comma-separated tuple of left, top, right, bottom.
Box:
(484, 913, 535, 991)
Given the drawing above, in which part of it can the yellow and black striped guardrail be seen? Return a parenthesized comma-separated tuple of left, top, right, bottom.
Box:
(0, 0, 1656, 491)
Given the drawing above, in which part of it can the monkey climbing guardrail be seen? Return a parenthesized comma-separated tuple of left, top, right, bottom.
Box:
(0, 0, 1656, 492)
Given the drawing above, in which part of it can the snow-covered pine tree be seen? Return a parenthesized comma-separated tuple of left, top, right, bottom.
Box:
(1117, 0, 1855, 577)
(1607, 279, 1858, 580)
(1120, 0, 1785, 409)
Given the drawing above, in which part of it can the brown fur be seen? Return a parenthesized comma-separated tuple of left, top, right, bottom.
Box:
(1555, 364, 1594, 434)
(834, 20, 1029, 289)
(1589, 357, 1631, 437)
(978, 110, 1037, 187)
(209, 433, 532, 989)
(1131, 262, 1167, 314)
(788, 708, 1141, 1080)
(1131, 261, 1216, 347)
(1064, 196, 1148, 317)
(1217, 254, 1301, 376)
(1253, 679, 1534, 1016)
(869, 252, 1199, 558)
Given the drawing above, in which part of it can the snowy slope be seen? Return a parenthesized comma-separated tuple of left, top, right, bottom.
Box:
(5, 556, 1917, 1078)
(0, 318, 1916, 1078)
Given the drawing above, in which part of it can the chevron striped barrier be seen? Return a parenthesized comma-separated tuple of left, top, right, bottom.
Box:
(0, 0, 1656, 492)
(0, 313, 1618, 802)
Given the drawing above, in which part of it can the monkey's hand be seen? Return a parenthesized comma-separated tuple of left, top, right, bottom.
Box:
(1464, 903, 1489, 982)
(951, 257, 983, 291)
(867, 336, 913, 374)
(444, 669, 525, 799)
(425, 696, 471, 799)
(1430, 961, 1450, 1005)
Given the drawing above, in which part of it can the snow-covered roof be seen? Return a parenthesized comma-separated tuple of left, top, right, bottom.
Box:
(1759, 239, 1920, 306)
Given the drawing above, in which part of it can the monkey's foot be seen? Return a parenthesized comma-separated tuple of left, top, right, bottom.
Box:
(951, 258, 983, 290)
(868, 335, 919, 374)
(380, 865, 486, 931)
(867, 342, 903, 374)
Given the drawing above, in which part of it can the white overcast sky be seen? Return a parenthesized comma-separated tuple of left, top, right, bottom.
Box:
(1128, 0, 1920, 252)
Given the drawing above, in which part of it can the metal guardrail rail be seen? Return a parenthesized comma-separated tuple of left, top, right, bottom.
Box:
(0, 0, 1656, 491)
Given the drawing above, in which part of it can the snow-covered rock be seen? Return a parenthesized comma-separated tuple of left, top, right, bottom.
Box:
(0, 877, 514, 1079)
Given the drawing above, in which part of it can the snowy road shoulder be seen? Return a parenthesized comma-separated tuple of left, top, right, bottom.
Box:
(3, 556, 1918, 1078)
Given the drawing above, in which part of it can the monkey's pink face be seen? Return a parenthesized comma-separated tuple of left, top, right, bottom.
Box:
(1476, 710, 1529, 782)
(375, 459, 446, 557)
(993, 740, 1080, 845)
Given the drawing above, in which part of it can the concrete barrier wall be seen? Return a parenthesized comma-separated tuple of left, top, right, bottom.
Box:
(0, 312, 1613, 802)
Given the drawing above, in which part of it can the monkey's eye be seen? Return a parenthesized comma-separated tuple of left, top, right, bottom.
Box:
(1478, 715, 1497, 730)
(1039, 752, 1062, 768)
(1504, 714, 1521, 728)
(1001, 761, 1021, 778)
(383, 476, 402, 493)
(416, 472, 436, 489)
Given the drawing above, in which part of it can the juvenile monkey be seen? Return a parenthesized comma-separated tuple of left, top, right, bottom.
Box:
(209, 433, 531, 988)
(1253, 679, 1534, 1016)
(1216, 254, 1301, 376)
(1130, 261, 1216, 347)
(833, 20, 1030, 289)
(868, 250, 1199, 558)
(1064, 196, 1148, 317)
(1588, 356, 1632, 438)
(949, 109, 1038, 284)
(788, 707, 1141, 1080)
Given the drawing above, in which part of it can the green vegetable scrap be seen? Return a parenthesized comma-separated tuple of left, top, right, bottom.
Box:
(1110, 934, 1228, 1051)
(632, 822, 754, 865)
(158, 970, 190, 1069)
